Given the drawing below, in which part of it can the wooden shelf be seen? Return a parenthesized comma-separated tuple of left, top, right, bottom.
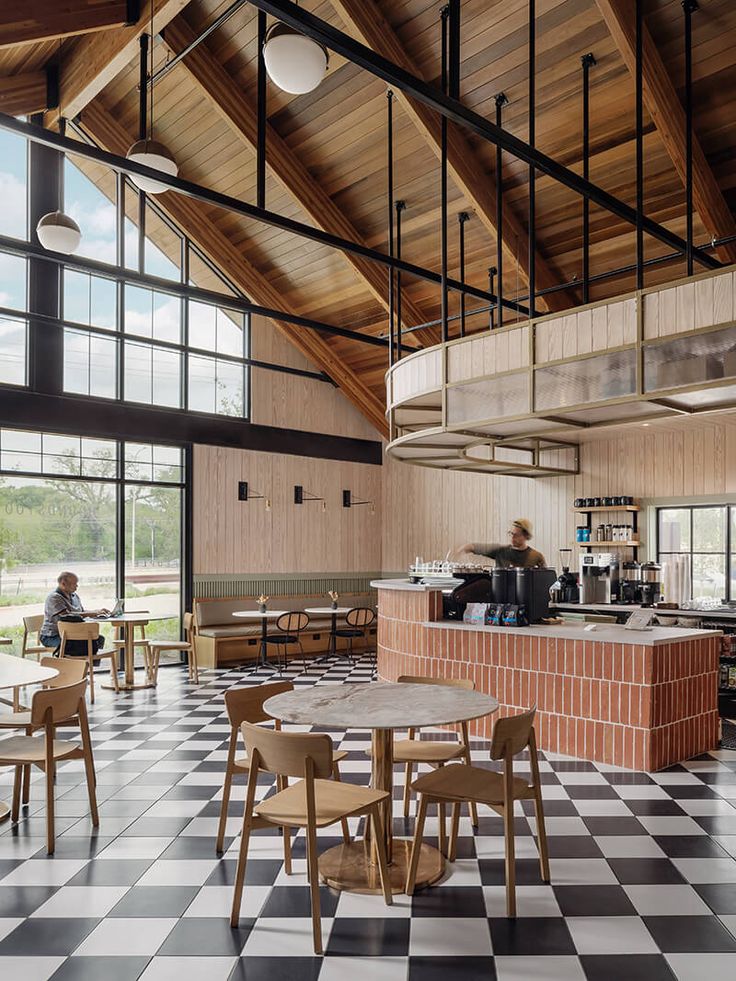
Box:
(574, 505, 640, 513)
(574, 541, 640, 547)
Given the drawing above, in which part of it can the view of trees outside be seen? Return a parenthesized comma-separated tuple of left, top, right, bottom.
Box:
(659, 506, 731, 600)
(0, 438, 182, 655)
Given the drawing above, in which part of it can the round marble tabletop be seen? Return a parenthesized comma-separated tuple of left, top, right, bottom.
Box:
(232, 610, 289, 619)
(264, 681, 498, 731)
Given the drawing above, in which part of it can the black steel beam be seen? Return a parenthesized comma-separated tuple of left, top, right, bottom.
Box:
(256, 9, 267, 210)
(581, 53, 595, 305)
(635, 0, 644, 289)
(683, 0, 698, 277)
(494, 92, 507, 331)
(440, 6, 449, 343)
(528, 0, 536, 319)
(155, 2, 247, 88)
(387, 89, 395, 367)
(0, 112, 518, 312)
(395, 200, 405, 357)
(458, 211, 468, 336)
(247, 0, 720, 271)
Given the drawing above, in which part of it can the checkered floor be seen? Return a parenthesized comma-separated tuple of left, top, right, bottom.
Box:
(1, 656, 736, 981)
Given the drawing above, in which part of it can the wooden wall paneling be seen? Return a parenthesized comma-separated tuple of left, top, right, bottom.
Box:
(577, 309, 593, 354)
(694, 276, 715, 330)
(591, 306, 608, 351)
(676, 281, 695, 335)
(659, 286, 677, 337)
(713, 271, 734, 326)
(643, 293, 659, 340)
(606, 300, 625, 349)
(562, 315, 577, 360)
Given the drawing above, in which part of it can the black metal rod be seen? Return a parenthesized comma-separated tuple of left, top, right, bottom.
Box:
(440, 6, 449, 343)
(153, 1, 246, 88)
(387, 89, 395, 368)
(489, 267, 496, 329)
(684, 0, 698, 277)
(448, 0, 460, 100)
(635, 0, 644, 289)
(0, 113, 512, 310)
(495, 92, 507, 330)
(582, 53, 595, 304)
(458, 212, 468, 337)
(396, 200, 405, 356)
(256, 10, 267, 211)
(138, 34, 148, 140)
(528, 0, 536, 320)
(246, 0, 719, 271)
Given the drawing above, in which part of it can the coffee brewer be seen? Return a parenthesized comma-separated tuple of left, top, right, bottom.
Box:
(620, 560, 642, 604)
(638, 562, 663, 606)
(579, 553, 620, 604)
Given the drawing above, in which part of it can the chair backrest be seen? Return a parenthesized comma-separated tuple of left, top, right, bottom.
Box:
(40, 655, 87, 687)
(183, 612, 194, 639)
(276, 611, 309, 633)
(23, 614, 44, 637)
(224, 680, 294, 728)
(490, 707, 537, 761)
(58, 621, 100, 642)
(346, 607, 376, 629)
(241, 720, 334, 779)
(30, 678, 88, 726)
(397, 674, 474, 691)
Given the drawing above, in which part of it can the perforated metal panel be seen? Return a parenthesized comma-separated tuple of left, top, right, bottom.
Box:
(446, 371, 530, 425)
(534, 350, 636, 412)
(644, 325, 736, 392)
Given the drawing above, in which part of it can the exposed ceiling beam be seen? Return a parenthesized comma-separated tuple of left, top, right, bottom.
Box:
(330, 0, 576, 314)
(595, 0, 736, 264)
(79, 100, 389, 436)
(0, 71, 47, 115)
(161, 16, 434, 341)
(49, 0, 188, 126)
(0, 1, 137, 49)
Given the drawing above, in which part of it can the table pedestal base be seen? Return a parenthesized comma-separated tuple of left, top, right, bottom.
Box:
(0, 802, 10, 824)
(102, 679, 155, 691)
(318, 839, 445, 895)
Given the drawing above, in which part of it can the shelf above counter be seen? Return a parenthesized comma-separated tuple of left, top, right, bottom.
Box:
(574, 541, 640, 548)
(575, 505, 640, 513)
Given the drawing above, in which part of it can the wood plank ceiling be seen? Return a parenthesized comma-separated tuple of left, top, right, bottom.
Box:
(1, 0, 735, 434)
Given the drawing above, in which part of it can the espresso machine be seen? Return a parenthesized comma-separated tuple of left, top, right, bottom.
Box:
(579, 553, 620, 604)
(550, 549, 580, 604)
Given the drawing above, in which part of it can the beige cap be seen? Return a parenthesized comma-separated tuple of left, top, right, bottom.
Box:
(513, 518, 533, 539)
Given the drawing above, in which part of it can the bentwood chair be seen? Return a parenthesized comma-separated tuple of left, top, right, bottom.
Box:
(334, 607, 376, 666)
(58, 621, 120, 703)
(231, 722, 392, 954)
(146, 613, 198, 685)
(265, 612, 310, 672)
(22, 615, 56, 660)
(0, 678, 98, 854)
(406, 707, 550, 917)
(215, 680, 351, 854)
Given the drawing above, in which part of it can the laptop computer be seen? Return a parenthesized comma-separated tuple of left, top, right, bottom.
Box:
(98, 598, 125, 619)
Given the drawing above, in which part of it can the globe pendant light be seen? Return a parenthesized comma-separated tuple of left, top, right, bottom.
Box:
(126, 17, 177, 195)
(36, 210, 82, 255)
(263, 21, 328, 94)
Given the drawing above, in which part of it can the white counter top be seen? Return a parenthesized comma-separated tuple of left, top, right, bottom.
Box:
(371, 578, 439, 591)
(423, 619, 721, 647)
(553, 602, 736, 621)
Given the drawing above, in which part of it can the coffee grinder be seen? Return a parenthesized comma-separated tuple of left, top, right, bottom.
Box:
(550, 549, 580, 604)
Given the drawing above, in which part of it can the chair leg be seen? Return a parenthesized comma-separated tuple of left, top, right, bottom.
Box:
(88, 656, 95, 704)
(82, 743, 99, 829)
(216, 765, 234, 855)
(403, 762, 413, 819)
(11, 766, 21, 822)
(21, 762, 31, 805)
(331, 762, 351, 845)
(534, 790, 551, 883)
(448, 802, 461, 862)
(109, 654, 120, 693)
(282, 825, 292, 875)
(230, 808, 254, 927)
(406, 793, 429, 895)
(190, 647, 199, 685)
(503, 803, 516, 918)
(305, 819, 323, 955)
(45, 758, 56, 855)
(370, 805, 393, 906)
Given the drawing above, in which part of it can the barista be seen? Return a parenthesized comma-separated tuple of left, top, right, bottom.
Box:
(458, 518, 546, 569)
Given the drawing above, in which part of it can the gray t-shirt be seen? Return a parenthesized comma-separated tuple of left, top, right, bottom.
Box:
(41, 588, 84, 639)
(471, 543, 546, 568)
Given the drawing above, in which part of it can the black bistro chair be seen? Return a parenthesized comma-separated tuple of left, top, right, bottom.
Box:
(334, 607, 376, 671)
(265, 612, 310, 672)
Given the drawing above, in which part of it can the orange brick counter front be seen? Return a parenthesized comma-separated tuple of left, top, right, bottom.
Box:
(375, 583, 720, 771)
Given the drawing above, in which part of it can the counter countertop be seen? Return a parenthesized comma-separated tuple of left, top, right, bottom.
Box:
(371, 578, 439, 591)
(553, 602, 736, 621)
(423, 619, 721, 646)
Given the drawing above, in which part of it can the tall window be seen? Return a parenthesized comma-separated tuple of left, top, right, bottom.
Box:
(0, 428, 185, 654)
(0, 128, 29, 386)
(657, 505, 734, 600)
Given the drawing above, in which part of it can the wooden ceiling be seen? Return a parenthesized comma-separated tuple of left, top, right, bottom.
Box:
(2, 0, 736, 437)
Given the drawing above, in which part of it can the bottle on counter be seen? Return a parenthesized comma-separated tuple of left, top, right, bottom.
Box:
(605, 523, 613, 541)
(596, 524, 605, 542)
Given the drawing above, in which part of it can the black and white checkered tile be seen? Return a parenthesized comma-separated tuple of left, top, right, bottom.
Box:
(1, 655, 736, 980)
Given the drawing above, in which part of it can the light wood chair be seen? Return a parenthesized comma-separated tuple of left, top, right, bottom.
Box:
(230, 721, 392, 954)
(406, 706, 550, 917)
(215, 680, 351, 854)
(367, 675, 479, 830)
(265, 611, 310, 672)
(146, 613, 198, 685)
(22, 615, 56, 660)
(0, 678, 98, 854)
(58, 621, 120, 703)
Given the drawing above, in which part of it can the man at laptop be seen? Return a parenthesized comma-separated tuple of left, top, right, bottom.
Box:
(40, 571, 110, 655)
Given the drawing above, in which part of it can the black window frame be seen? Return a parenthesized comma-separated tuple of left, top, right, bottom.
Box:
(656, 503, 734, 602)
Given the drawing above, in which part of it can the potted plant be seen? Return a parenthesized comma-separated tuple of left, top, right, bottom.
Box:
(257, 594, 269, 614)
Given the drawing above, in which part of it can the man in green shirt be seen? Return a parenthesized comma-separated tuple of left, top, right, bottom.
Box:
(458, 518, 546, 568)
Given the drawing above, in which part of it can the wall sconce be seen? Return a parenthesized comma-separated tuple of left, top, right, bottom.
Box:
(294, 485, 326, 511)
(342, 489, 375, 514)
(238, 481, 271, 510)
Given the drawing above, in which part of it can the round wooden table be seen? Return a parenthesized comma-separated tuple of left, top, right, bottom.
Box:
(0, 653, 58, 823)
(233, 610, 289, 672)
(264, 681, 498, 894)
(89, 613, 169, 691)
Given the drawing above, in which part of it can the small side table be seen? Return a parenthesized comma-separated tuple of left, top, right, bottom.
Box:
(304, 607, 350, 667)
(233, 610, 289, 672)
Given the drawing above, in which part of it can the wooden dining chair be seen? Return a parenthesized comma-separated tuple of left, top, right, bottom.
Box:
(58, 621, 120, 704)
(0, 678, 98, 854)
(230, 721, 393, 954)
(22, 615, 56, 660)
(146, 613, 198, 685)
(215, 680, 351, 854)
(406, 706, 549, 917)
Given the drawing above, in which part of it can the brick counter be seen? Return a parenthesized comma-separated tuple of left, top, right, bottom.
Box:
(375, 582, 720, 771)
